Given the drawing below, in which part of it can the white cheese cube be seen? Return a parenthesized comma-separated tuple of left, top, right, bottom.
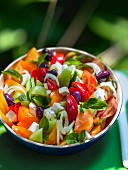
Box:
(44, 107, 56, 120)
(6, 110, 17, 122)
(94, 88, 105, 101)
(59, 87, 69, 96)
(52, 103, 64, 113)
(29, 102, 37, 117)
(28, 122, 39, 132)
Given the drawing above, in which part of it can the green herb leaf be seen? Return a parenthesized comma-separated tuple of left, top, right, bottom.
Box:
(31, 53, 48, 67)
(70, 70, 77, 86)
(2, 69, 22, 82)
(65, 58, 82, 66)
(64, 132, 78, 144)
(80, 98, 108, 113)
(32, 96, 51, 108)
(78, 130, 85, 143)
(38, 53, 48, 67)
(39, 116, 49, 133)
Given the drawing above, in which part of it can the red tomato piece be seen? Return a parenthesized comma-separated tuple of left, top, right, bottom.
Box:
(51, 53, 65, 65)
(97, 97, 117, 118)
(71, 82, 89, 102)
(82, 70, 96, 95)
(9, 102, 21, 115)
(66, 94, 78, 123)
(31, 68, 48, 82)
(46, 78, 58, 90)
(68, 87, 77, 94)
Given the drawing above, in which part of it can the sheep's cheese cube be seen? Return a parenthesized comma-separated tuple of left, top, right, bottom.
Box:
(59, 87, 69, 96)
(94, 88, 105, 101)
(28, 122, 39, 132)
(44, 107, 56, 120)
(52, 103, 64, 113)
(6, 110, 17, 122)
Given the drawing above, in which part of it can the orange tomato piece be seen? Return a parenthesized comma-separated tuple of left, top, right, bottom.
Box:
(0, 90, 9, 114)
(46, 124, 57, 145)
(0, 111, 13, 127)
(90, 125, 102, 137)
(12, 125, 32, 139)
(74, 110, 93, 134)
(13, 60, 37, 74)
(17, 117, 40, 129)
(18, 106, 34, 122)
(25, 47, 40, 62)
(50, 89, 63, 106)
(82, 70, 96, 95)
(4, 79, 26, 94)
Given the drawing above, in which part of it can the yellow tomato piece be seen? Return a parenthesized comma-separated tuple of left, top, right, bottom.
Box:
(50, 89, 63, 106)
(0, 90, 9, 114)
(18, 106, 34, 122)
(17, 117, 40, 129)
(46, 124, 57, 145)
(25, 47, 40, 62)
(13, 60, 37, 74)
(90, 125, 102, 137)
(0, 111, 13, 127)
(12, 125, 32, 139)
(74, 110, 93, 134)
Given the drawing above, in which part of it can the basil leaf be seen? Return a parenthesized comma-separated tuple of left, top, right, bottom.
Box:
(64, 132, 78, 144)
(30, 53, 48, 67)
(65, 58, 82, 66)
(32, 96, 51, 108)
(78, 130, 85, 143)
(38, 53, 48, 67)
(80, 98, 108, 112)
(2, 70, 22, 82)
(39, 116, 49, 133)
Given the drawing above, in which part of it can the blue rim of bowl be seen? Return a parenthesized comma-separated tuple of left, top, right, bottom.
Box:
(0, 47, 123, 150)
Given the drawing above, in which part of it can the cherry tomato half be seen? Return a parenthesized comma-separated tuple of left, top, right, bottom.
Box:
(66, 94, 78, 123)
(46, 78, 58, 90)
(31, 68, 48, 82)
(82, 70, 96, 95)
(71, 82, 89, 102)
(51, 53, 65, 65)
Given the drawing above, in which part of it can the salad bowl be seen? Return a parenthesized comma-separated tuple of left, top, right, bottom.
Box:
(0, 47, 122, 155)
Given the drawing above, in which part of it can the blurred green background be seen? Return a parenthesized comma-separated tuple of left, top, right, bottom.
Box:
(0, 0, 128, 71)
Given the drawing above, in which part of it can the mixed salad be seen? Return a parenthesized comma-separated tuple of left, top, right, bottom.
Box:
(0, 47, 118, 145)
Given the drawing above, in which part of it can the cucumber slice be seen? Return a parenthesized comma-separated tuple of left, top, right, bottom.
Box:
(29, 86, 46, 97)
(58, 68, 72, 87)
(29, 128, 43, 143)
